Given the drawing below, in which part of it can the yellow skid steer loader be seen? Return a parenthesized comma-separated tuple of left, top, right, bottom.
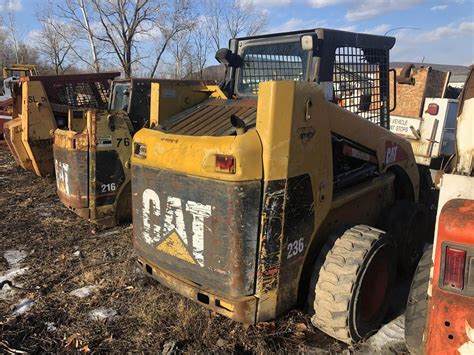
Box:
(4, 72, 118, 176)
(53, 78, 221, 227)
(131, 29, 429, 344)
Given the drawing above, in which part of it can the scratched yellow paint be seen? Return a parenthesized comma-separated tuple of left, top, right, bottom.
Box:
(157, 231, 196, 264)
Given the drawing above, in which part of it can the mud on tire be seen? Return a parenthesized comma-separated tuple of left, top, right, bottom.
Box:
(308, 225, 397, 344)
(405, 246, 433, 355)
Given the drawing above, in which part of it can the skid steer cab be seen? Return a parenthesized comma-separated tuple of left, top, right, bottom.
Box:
(4, 72, 118, 177)
(53, 79, 222, 227)
(132, 28, 425, 344)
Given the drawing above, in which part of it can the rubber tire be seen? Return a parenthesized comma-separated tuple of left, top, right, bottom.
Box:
(382, 201, 429, 276)
(309, 225, 397, 344)
(405, 246, 433, 355)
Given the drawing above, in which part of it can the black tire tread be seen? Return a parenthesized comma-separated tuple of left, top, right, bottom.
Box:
(405, 246, 433, 355)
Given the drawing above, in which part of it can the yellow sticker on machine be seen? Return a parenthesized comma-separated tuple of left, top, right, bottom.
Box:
(156, 231, 196, 265)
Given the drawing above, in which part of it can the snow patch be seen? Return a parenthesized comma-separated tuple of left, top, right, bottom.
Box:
(459, 341, 474, 354)
(89, 307, 117, 321)
(45, 322, 57, 332)
(95, 229, 122, 238)
(13, 299, 34, 316)
(4, 249, 27, 267)
(459, 320, 474, 354)
(1, 249, 29, 300)
(0, 267, 29, 299)
(69, 285, 98, 298)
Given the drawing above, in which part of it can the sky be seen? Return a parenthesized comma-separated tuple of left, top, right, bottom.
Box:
(2, 0, 474, 66)
(258, 0, 474, 65)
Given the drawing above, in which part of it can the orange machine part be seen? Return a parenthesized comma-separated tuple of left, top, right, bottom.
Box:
(425, 199, 474, 354)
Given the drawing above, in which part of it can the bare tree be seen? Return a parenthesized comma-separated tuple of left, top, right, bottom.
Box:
(91, 0, 160, 78)
(148, 0, 196, 77)
(78, 0, 100, 72)
(203, 0, 267, 53)
(225, 0, 267, 38)
(203, 0, 224, 52)
(169, 30, 192, 79)
(34, 11, 74, 74)
(0, 0, 268, 78)
(16, 43, 40, 67)
(189, 23, 212, 79)
(0, 16, 9, 66)
(0, 2, 39, 70)
(2, 1, 24, 64)
(55, 0, 102, 72)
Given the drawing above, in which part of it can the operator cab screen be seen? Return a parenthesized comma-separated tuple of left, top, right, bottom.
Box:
(237, 41, 308, 95)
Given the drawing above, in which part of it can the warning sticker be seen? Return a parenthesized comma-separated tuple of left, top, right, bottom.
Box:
(97, 136, 112, 147)
(389, 116, 421, 139)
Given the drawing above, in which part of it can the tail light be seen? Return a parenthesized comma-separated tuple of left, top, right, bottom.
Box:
(443, 246, 466, 290)
(426, 103, 439, 115)
(215, 155, 235, 174)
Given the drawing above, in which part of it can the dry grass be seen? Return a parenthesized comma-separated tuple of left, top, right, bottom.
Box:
(0, 147, 344, 353)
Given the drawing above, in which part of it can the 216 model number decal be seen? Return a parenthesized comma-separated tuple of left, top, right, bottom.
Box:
(287, 237, 304, 259)
(101, 183, 116, 193)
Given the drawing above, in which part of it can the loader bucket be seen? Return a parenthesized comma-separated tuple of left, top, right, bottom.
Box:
(4, 117, 38, 172)
(4, 72, 118, 176)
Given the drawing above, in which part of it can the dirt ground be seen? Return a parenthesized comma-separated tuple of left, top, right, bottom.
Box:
(0, 147, 348, 353)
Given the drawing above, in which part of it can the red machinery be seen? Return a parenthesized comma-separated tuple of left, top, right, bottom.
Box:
(405, 67, 474, 354)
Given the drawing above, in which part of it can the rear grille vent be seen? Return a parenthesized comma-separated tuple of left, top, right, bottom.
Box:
(158, 99, 257, 136)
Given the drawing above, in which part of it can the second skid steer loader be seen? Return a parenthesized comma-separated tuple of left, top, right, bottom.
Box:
(4, 72, 118, 176)
(131, 28, 429, 343)
(53, 78, 221, 227)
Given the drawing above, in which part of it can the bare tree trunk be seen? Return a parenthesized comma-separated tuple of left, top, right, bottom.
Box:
(125, 45, 132, 78)
(225, 0, 267, 39)
(91, 0, 160, 78)
(189, 23, 211, 80)
(204, 0, 223, 52)
(34, 9, 74, 75)
(149, 37, 171, 78)
(148, 0, 195, 78)
(54, 0, 105, 71)
(79, 0, 100, 72)
(6, 12, 21, 63)
(170, 31, 191, 79)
